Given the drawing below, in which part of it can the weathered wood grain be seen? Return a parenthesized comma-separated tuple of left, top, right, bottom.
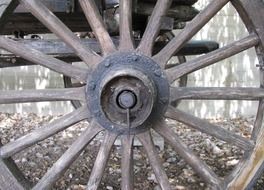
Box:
(0, 38, 219, 59)
(0, 0, 19, 33)
(137, 0, 172, 56)
(79, 0, 116, 55)
(154, 0, 229, 67)
(143, 0, 197, 6)
(137, 131, 171, 190)
(135, 3, 198, 22)
(87, 132, 118, 190)
(19, 0, 101, 66)
(33, 121, 103, 190)
(154, 120, 221, 187)
(121, 135, 134, 190)
(236, 0, 264, 47)
(166, 34, 260, 83)
(165, 106, 254, 150)
(119, 0, 134, 50)
(170, 87, 264, 101)
(0, 158, 27, 190)
(0, 36, 88, 83)
(0, 87, 85, 104)
(227, 124, 264, 189)
(0, 106, 90, 158)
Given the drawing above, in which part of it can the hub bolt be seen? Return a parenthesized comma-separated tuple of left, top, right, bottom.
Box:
(118, 91, 137, 109)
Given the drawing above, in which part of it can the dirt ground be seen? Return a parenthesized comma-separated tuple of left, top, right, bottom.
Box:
(0, 113, 263, 190)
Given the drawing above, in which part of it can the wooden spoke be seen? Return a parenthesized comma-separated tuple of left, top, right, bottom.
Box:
(33, 121, 103, 190)
(121, 135, 134, 190)
(153, 0, 230, 67)
(119, 0, 134, 50)
(170, 87, 264, 102)
(227, 125, 264, 189)
(0, 36, 88, 83)
(79, 0, 116, 55)
(0, 0, 19, 33)
(137, 0, 172, 56)
(0, 87, 85, 104)
(154, 121, 221, 187)
(252, 55, 264, 140)
(137, 131, 171, 190)
(252, 100, 264, 140)
(0, 106, 90, 158)
(0, 159, 27, 190)
(87, 132, 118, 190)
(166, 34, 259, 83)
(165, 106, 254, 150)
(19, 0, 101, 66)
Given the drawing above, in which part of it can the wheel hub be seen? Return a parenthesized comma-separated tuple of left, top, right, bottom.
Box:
(86, 52, 170, 134)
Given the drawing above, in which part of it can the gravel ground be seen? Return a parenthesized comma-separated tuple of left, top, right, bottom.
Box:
(0, 112, 263, 190)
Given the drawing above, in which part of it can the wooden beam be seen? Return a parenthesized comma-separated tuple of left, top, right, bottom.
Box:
(0, 0, 19, 33)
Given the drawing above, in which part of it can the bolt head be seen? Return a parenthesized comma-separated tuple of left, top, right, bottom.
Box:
(154, 69, 161, 77)
(88, 82, 96, 90)
(104, 60, 111, 67)
(131, 55, 139, 62)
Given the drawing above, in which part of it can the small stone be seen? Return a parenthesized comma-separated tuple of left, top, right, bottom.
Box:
(167, 157, 177, 163)
(106, 186, 113, 190)
(175, 185, 186, 190)
(36, 152, 43, 158)
(148, 173, 157, 183)
(21, 158, 27, 163)
(227, 159, 239, 166)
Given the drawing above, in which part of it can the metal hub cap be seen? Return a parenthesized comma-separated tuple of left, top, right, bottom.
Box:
(117, 90, 137, 109)
(86, 52, 170, 134)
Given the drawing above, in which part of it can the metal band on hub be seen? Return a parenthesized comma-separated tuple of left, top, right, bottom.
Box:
(86, 52, 170, 134)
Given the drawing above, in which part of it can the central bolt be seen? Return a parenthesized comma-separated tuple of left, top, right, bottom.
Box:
(117, 90, 137, 109)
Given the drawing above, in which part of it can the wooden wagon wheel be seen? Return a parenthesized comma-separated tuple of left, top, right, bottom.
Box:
(0, 0, 264, 189)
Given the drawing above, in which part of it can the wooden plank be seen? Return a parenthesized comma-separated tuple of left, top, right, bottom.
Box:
(0, 38, 218, 59)
(33, 121, 103, 190)
(135, 3, 198, 21)
(143, 0, 198, 6)
(0, 106, 90, 158)
(1, 12, 93, 35)
(15, 0, 74, 13)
